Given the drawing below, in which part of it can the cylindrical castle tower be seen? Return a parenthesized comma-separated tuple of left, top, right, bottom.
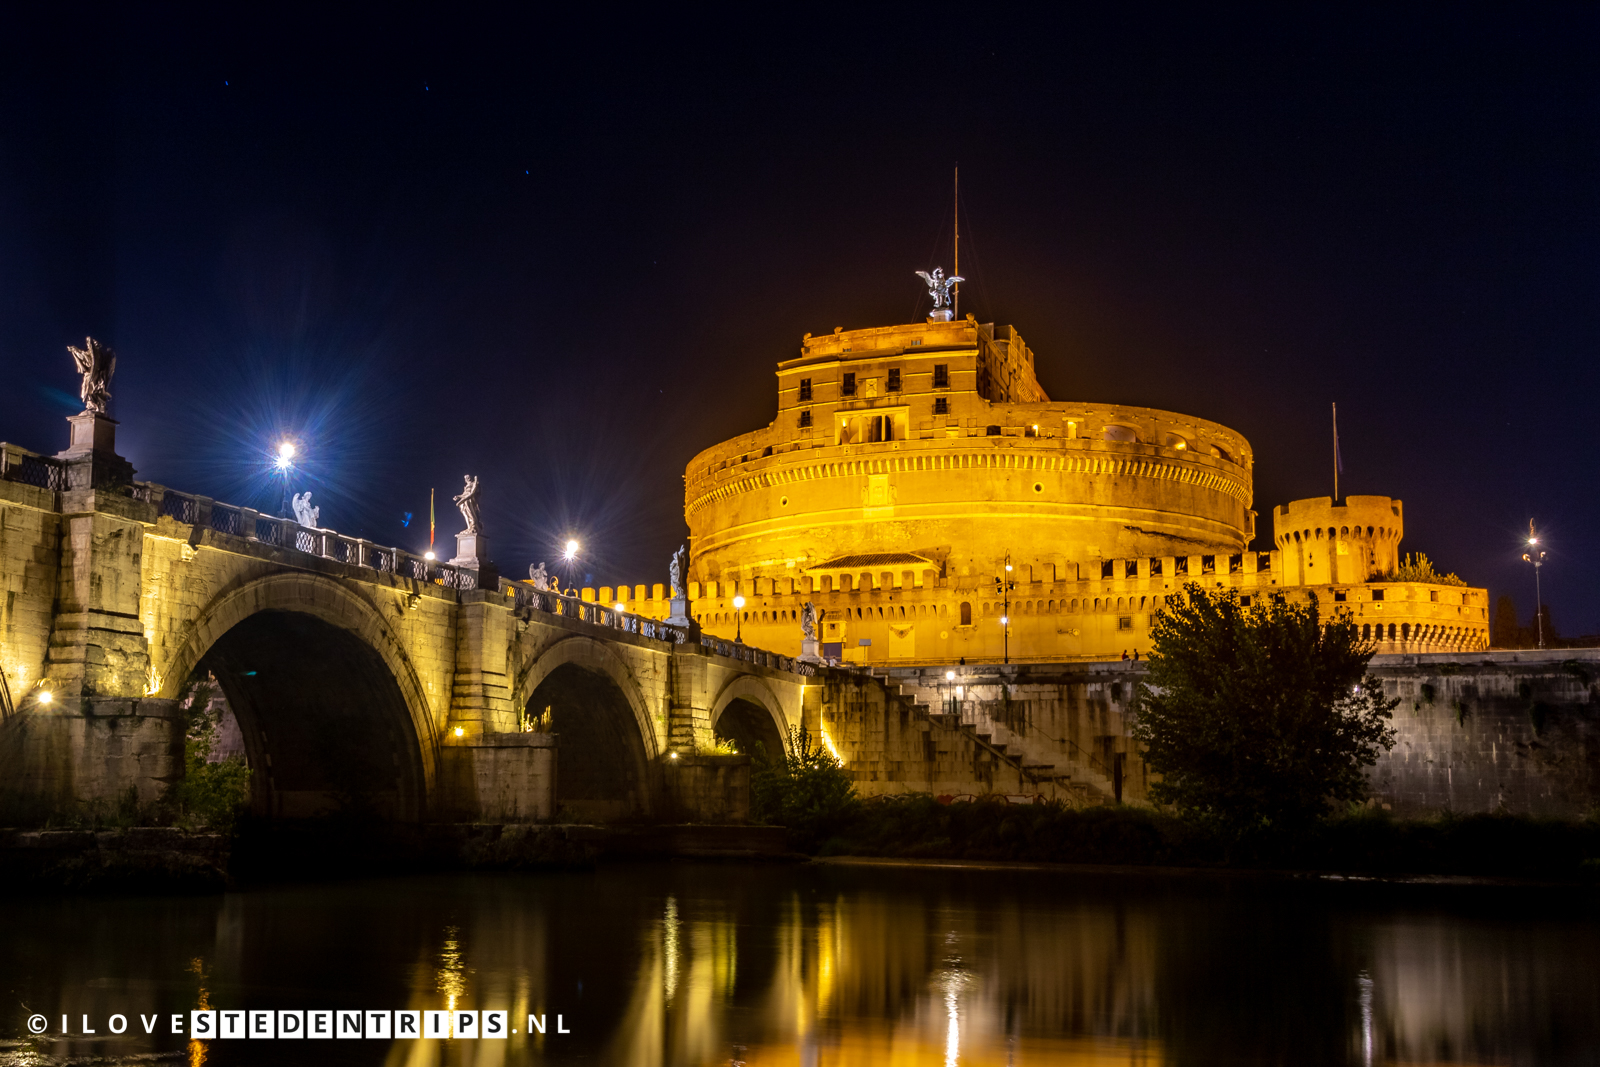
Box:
(684, 318, 1255, 590)
(1272, 495, 1404, 586)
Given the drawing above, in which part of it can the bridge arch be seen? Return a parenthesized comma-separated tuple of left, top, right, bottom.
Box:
(160, 573, 437, 820)
(516, 635, 660, 821)
(709, 674, 791, 762)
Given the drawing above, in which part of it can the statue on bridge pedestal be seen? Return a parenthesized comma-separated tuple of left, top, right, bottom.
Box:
(291, 491, 320, 528)
(67, 337, 116, 415)
(669, 544, 688, 598)
(800, 601, 823, 662)
(529, 562, 549, 590)
(454, 475, 481, 534)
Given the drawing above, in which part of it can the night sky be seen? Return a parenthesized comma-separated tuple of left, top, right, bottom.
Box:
(3, 8, 1596, 634)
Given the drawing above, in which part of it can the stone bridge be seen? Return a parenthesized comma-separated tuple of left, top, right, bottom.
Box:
(0, 415, 828, 824)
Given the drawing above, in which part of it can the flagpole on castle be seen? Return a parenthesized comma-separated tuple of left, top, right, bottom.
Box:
(1332, 402, 1340, 502)
(953, 165, 960, 322)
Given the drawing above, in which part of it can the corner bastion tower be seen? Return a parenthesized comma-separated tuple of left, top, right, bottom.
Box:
(663, 299, 1489, 665)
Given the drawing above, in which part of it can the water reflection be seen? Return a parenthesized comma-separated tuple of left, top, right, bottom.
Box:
(0, 865, 1594, 1066)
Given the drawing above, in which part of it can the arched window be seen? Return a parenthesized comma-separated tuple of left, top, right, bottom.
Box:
(1362, 623, 1371, 641)
(959, 601, 972, 626)
(1388, 623, 1397, 640)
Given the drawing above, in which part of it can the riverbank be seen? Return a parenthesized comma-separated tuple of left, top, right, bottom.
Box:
(0, 821, 793, 893)
(811, 796, 1600, 882)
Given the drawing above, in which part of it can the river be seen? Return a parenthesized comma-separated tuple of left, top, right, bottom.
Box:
(2, 861, 1595, 1065)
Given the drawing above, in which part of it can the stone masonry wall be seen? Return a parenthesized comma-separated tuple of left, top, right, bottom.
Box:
(1367, 651, 1600, 817)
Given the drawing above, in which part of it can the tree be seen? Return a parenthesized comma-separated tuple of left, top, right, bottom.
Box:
(750, 725, 858, 851)
(1493, 595, 1523, 648)
(1132, 585, 1397, 835)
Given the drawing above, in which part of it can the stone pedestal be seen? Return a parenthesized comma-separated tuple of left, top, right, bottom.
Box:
(927, 309, 954, 323)
(56, 412, 135, 490)
(666, 594, 693, 628)
(450, 530, 488, 569)
(61, 412, 118, 456)
(800, 636, 823, 663)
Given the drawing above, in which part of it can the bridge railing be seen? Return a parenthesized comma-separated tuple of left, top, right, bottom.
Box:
(506, 584, 691, 644)
(698, 633, 815, 674)
(139, 485, 479, 590)
(0, 444, 68, 491)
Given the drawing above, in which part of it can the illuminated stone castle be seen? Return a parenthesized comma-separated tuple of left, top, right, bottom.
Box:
(608, 313, 1489, 663)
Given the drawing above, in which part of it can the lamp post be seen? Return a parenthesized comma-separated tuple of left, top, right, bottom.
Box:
(994, 553, 1016, 664)
(1523, 520, 1546, 649)
(274, 440, 296, 518)
(732, 595, 746, 643)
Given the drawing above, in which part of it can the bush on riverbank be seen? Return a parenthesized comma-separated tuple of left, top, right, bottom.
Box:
(751, 726, 859, 851)
(814, 795, 1600, 881)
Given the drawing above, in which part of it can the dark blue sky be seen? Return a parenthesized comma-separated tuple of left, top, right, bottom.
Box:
(3, 6, 1597, 633)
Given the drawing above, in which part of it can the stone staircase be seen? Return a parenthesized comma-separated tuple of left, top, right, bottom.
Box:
(871, 671, 1114, 807)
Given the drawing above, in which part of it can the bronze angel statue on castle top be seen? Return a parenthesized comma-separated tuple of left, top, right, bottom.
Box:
(914, 267, 963, 311)
(68, 337, 116, 414)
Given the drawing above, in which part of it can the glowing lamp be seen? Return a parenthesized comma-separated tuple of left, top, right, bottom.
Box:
(424, 550, 436, 561)
(564, 539, 579, 560)
(453, 726, 464, 737)
(37, 689, 52, 705)
(945, 670, 956, 681)
(1000, 616, 1009, 625)
(669, 752, 679, 760)
(615, 602, 627, 613)
(732, 595, 746, 610)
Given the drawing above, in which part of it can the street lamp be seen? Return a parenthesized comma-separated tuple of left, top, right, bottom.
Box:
(274, 440, 297, 518)
(732, 595, 746, 643)
(994, 553, 1016, 664)
(564, 539, 579, 560)
(1523, 520, 1547, 649)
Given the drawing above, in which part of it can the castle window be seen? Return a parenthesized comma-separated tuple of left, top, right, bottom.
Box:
(798, 410, 811, 428)
(1149, 557, 1163, 576)
(1229, 554, 1242, 573)
(1118, 617, 1132, 630)
(887, 368, 901, 391)
(986, 425, 1001, 436)
(1201, 555, 1216, 574)
(1334, 590, 1347, 602)
(959, 601, 972, 626)
(1175, 557, 1189, 576)
(798, 378, 812, 401)
(1102, 560, 1115, 579)
(1430, 590, 1438, 602)
(841, 373, 857, 396)
(1371, 589, 1385, 601)
(1258, 552, 1273, 571)
(1388, 624, 1396, 640)
(1240, 595, 1252, 607)
(1125, 560, 1139, 578)
(1362, 624, 1371, 641)
(933, 397, 948, 415)
(933, 364, 950, 388)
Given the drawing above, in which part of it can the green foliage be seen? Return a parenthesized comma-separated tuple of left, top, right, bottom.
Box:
(1132, 584, 1398, 837)
(1381, 552, 1465, 586)
(171, 677, 251, 834)
(750, 725, 858, 850)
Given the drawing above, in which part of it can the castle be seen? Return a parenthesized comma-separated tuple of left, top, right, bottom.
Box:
(592, 308, 1489, 664)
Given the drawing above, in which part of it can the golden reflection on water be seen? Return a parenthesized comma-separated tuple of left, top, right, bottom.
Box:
(187, 957, 210, 1067)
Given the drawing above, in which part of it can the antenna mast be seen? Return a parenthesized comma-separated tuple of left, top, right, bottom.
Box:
(953, 166, 960, 321)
